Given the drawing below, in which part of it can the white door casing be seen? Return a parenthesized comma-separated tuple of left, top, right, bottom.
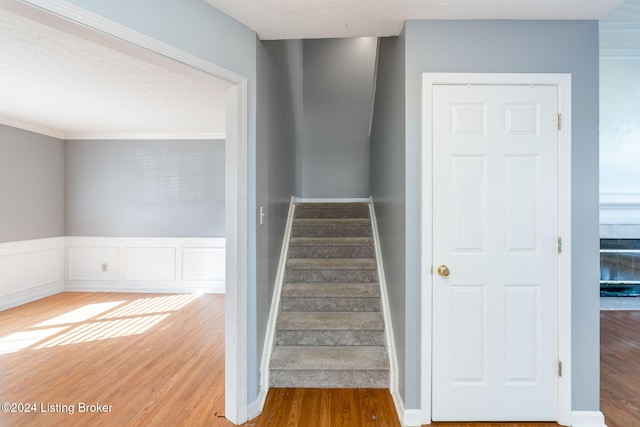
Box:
(421, 74, 572, 425)
(6, 1, 251, 424)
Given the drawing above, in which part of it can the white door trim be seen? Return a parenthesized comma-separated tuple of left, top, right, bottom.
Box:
(420, 73, 572, 425)
(6, 1, 250, 424)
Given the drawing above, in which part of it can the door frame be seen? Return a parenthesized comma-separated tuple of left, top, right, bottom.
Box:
(420, 73, 572, 425)
(7, 0, 250, 424)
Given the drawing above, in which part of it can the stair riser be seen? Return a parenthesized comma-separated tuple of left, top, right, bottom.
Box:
(285, 269, 378, 283)
(270, 370, 388, 388)
(291, 225, 372, 238)
(287, 245, 375, 258)
(276, 330, 385, 346)
(281, 297, 380, 312)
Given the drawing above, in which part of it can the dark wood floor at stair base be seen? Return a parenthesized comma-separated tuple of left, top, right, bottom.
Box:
(248, 388, 559, 427)
(600, 310, 640, 427)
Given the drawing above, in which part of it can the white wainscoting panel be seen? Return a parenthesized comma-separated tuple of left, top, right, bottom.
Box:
(68, 246, 120, 281)
(0, 237, 65, 311)
(66, 237, 225, 293)
(182, 247, 225, 281)
(125, 247, 176, 281)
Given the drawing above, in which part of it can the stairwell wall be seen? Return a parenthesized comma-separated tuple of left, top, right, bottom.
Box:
(299, 37, 378, 198)
(369, 31, 408, 404)
(256, 38, 302, 398)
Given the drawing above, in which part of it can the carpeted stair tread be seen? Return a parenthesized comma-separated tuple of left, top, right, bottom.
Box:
(286, 258, 376, 270)
(294, 203, 370, 219)
(282, 282, 380, 297)
(289, 237, 373, 246)
(293, 218, 370, 226)
(285, 267, 378, 283)
(275, 329, 384, 346)
(291, 219, 373, 238)
(270, 346, 388, 371)
(277, 311, 384, 331)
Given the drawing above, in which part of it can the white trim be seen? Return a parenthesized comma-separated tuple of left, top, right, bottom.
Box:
(571, 410, 607, 427)
(11, 1, 249, 423)
(600, 203, 640, 225)
(368, 197, 402, 420)
(0, 115, 226, 141)
(64, 132, 226, 141)
(64, 236, 225, 294)
(18, 0, 244, 84)
(256, 196, 296, 416)
(225, 81, 249, 425)
(0, 115, 65, 139)
(0, 237, 66, 311)
(420, 73, 572, 425)
(247, 396, 265, 422)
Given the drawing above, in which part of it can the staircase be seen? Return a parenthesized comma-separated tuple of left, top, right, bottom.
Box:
(269, 202, 389, 388)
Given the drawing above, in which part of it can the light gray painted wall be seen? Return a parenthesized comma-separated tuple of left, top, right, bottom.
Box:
(0, 124, 64, 243)
(372, 20, 600, 412)
(300, 38, 377, 198)
(65, 139, 225, 237)
(255, 38, 301, 398)
(370, 32, 407, 403)
(56, 0, 262, 404)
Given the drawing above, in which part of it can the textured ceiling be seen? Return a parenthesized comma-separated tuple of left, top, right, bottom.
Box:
(205, 0, 627, 39)
(0, 1, 629, 138)
(0, 7, 233, 139)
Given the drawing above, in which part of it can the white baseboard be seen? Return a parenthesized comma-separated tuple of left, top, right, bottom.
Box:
(65, 237, 225, 294)
(247, 388, 267, 422)
(0, 237, 65, 311)
(389, 389, 424, 427)
(572, 411, 606, 427)
(257, 197, 296, 409)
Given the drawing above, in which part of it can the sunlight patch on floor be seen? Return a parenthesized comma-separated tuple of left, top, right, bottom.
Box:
(36, 314, 171, 347)
(0, 293, 202, 353)
(0, 327, 68, 354)
(35, 301, 126, 327)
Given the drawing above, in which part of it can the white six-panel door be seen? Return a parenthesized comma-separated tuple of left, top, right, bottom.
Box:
(432, 84, 559, 421)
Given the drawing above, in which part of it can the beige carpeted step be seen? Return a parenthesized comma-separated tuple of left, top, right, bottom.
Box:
(270, 201, 389, 389)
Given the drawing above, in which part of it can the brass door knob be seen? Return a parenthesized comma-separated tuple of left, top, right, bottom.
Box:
(437, 265, 450, 277)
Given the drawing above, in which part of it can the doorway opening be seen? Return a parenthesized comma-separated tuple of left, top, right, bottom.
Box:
(0, 0, 249, 423)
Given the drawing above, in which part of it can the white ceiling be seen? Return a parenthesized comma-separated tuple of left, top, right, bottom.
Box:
(0, 0, 629, 139)
(0, 5, 233, 140)
(205, 0, 627, 40)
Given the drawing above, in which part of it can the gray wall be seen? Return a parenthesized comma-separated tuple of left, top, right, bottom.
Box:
(372, 20, 601, 412)
(0, 124, 64, 243)
(65, 139, 225, 237)
(369, 32, 407, 403)
(255, 38, 301, 397)
(62, 0, 264, 404)
(300, 38, 377, 198)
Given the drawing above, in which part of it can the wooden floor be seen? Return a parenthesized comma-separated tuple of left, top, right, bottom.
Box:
(600, 310, 640, 427)
(0, 293, 635, 426)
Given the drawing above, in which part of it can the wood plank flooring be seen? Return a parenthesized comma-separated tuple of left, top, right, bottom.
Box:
(0, 292, 226, 426)
(0, 292, 635, 426)
(600, 310, 640, 427)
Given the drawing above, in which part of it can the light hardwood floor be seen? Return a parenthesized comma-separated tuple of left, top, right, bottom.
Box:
(0, 292, 633, 426)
